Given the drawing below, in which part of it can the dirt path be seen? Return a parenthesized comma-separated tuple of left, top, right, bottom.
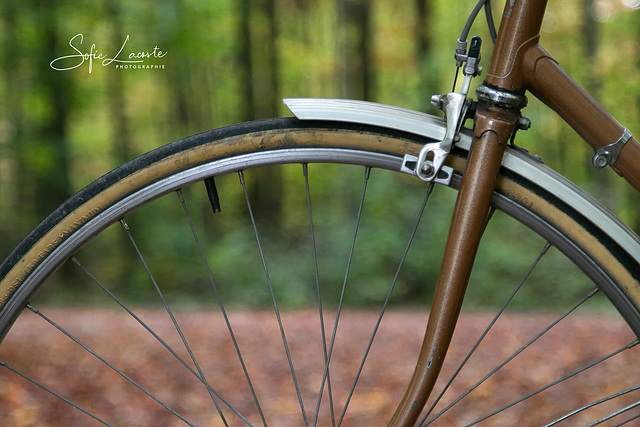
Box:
(1, 309, 639, 426)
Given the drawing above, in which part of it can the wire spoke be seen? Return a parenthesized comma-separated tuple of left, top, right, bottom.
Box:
(178, 188, 266, 426)
(338, 181, 435, 425)
(1, 359, 112, 426)
(313, 166, 370, 426)
(426, 287, 600, 425)
(25, 304, 194, 426)
(303, 164, 337, 427)
(545, 383, 640, 426)
(420, 242, 551, 425)
(70, 256, 252, 425)
(239, 170, 309, 426)
(473, 340, 639, 425)
(120, 218, 223, 417)
(586, 397, 640, 426)
(611, 408, 640, 427)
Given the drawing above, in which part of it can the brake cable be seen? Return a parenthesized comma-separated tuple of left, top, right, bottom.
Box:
(460, 0, 497, 44)
(452, 0, 497, 91)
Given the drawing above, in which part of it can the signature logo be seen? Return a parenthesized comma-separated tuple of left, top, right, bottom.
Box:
(50, 34, 167, 73)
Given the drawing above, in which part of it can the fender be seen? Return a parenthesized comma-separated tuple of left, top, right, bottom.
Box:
(284, 98, 449, 141)
(284, 97, 459, 183)
(284, 98, 640, 258)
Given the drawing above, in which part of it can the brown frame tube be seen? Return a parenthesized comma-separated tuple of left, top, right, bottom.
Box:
(388, 105, 519, 426)
(390, 0, 640, 425)
(389, 1, 540, 424)
(484, 0, 640, 191)
(523, 45, 640, 191)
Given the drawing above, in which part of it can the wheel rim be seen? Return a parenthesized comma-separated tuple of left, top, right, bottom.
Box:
(1, 131, 639, 425)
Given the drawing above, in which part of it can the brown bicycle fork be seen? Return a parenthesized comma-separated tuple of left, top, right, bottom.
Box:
(389, 0, 640, 425)
(388, 103, 519, 426)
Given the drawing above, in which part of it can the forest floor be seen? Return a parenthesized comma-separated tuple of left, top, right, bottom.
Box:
(1, 308, 640, 426)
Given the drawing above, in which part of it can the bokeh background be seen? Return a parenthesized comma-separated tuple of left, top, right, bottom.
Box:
(1, 0, 640, 306)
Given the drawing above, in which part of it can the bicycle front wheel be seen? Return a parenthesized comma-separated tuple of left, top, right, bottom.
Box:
(0, 117, 639, 425)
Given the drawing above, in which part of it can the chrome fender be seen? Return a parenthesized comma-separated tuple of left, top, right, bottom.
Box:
(284, 98, 457, 183)
(284, 98, 449, 141)
(283, 98, 640, 255)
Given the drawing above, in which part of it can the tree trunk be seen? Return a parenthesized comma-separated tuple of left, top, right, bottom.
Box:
(339, 0, 375, 101)
(238, 0, 256, 122)
(105, 0, 133, 167)
(236, 0, 283, 225)
(415, 0, 437, 111)
(35, 1, 72, 220)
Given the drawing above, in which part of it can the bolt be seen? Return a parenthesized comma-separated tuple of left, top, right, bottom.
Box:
(592, 152, 609, 169)
(421, 163, 435, 177)
(430, 95, 444, 110)
(517, 116, 532, 130)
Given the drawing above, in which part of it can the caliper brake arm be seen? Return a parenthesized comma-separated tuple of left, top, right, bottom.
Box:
(415, 36, 482, 182)
(415, 93, 469, 181)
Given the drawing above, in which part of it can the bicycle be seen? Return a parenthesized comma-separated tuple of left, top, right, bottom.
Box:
(1, 0, 640, 424)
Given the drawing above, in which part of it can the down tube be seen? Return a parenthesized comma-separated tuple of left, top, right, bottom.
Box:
(525, 44, 640, 192)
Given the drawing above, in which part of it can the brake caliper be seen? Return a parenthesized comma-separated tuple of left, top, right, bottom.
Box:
(415, 36, 483, 182)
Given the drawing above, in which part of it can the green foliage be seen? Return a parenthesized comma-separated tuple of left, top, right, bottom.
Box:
(2, 0, 640, 309)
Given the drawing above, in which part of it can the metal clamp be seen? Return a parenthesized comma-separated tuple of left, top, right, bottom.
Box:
(591, 128, 632, 168)
(401, 154, 454, 185)
(476, 85, 528, 110)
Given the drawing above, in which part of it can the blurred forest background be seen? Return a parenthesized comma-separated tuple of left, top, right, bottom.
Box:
(1, 0, 640, 306)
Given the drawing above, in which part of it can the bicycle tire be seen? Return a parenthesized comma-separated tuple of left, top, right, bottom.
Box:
(0, 117, 639, 425)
